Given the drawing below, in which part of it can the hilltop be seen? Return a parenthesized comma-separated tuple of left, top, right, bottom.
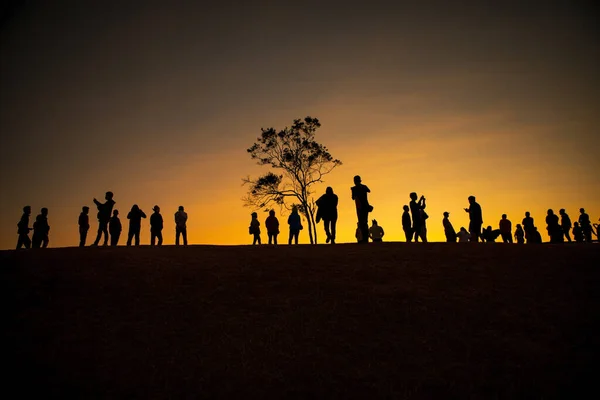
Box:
(2, 243, 598, 398)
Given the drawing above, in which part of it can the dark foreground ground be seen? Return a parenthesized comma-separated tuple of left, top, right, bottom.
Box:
(1, 243, 599, 398)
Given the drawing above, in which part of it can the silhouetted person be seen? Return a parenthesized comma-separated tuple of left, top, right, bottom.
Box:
(265, 210, 280, 245)
(32, 207, 50, 248)
(150, 205, 163, 246)
(515, 224, 525, 244)
(457, 227, 470, 242)
(481, 226, 501, 242)
(16, 205, 32, 249)
(92, 191, 115, 246)
(522, 212, 535, 243)
(316, 187, 339, 244)
(109, 210, 122, 246)
(546, 209, 563, 243)
(409, 193, 427, 242)
(442, 212, 456, 242)
(559, 209, 572, 243)
(369, 219, 385, 242)
(499, 214, 513, 243)
(573, 222, 584, 243)
(351, 176, 372, 243)
(250, 212, 261, 245)
(579, 208, 592, 243)
(78, 206, 90, 247)
(464, 196, 482, 242)
(355, 222, 363, 243)
(288, 206, 302, 245)
(174, 206, 188, 246)
(530, 227, 543, 244)
(127, 204, 146, 246)
(402, 205, 413, 242)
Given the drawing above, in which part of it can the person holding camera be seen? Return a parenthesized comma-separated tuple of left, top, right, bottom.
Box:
(409, 192, 427, 242)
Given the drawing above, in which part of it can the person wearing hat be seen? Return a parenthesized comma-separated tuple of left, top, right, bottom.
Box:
(126, 204, 146, 246)
(249, 212, 261, 245)
(150, 205, 164, 246)
(442, 212, 456, 242)
(78, 206, 90, 247)
(16, 205, 33, 249)
(464, 195, 483, 242)
(368, 219, 385, 243)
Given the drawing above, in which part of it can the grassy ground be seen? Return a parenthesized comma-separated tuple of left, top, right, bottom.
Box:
(1, 243, 599, 398)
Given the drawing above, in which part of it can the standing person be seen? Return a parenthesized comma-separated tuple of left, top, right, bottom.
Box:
(287, 206, 302, 245)
(515, 224, 525, 244)
(559, 209, 572, 243)
(442, 212, 456, 242)
(546, 209, 563, 243)
(369, 220, 385, 242)
(265, 210, 280, 245)
(316, 187, 339, 244)
(174, 206, 188, 246)
(32, 207, 50, 248)
(109, 210, 122, 246)
(409, 193, 427, 242)
(92, 191, 116, 246)
(419, 208, 429, 242)
(78, 206, 90, 247)
(150, 205, 163, 246)
(579, 208, 593, 243)
(16, 205, 32, 249)
(351, 175, 372, 243)
(464, 195, 483, 242)
(402, 205, 413, 242)
(499, 214, 513, 243)
(249, 212, 261, 245)
(126, 205, 146, 246)
(457, 227, 471, 242)
(522, 212, 535, 243)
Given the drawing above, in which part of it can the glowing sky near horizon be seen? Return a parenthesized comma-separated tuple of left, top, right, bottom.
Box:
(0, 0, 598, 249)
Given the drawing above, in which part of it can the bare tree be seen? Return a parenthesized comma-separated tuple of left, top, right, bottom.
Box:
(242, 117, 342, 244)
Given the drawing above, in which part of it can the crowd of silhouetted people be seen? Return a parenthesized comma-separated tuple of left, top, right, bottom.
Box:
(14, 180, 600, 249)
(16, 191, 189, 249)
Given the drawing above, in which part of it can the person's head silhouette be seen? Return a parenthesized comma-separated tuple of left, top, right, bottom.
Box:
(269, 210, 275, 217)
(178, 205, 184, 211)
(23, 205, 31, 214)
(353, 175, 361, 185)
(443, 211, 449, 217)
(153, 205, 160, 213)
(82, 206, 89, 214)
(41, 207, 48, 216)
(468, 195, 476, 204)
(547, 209, 554, 216)
(105, 191, 113, 200)
(326, 187, 334, 195)
(580, 208, 585, 213)
(113, 210, 119, 216)
(525, 211, 530, 217)
(251, 212, 258, 218)
(409, 192, 417, 201)
(559, 208, 566, 215)
(502, 214, 507, 219)
(131, 204, 139, 212)
(372, 219, 378, 226)
(403, 205, 409, 212)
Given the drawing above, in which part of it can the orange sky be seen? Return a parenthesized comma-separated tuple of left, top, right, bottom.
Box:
(1, 1, 598, 249)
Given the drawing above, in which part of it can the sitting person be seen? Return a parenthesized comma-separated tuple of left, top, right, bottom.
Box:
(481, 225, 501, 242)
(457, 227, 471, 243)
(368, 220, 385, 243)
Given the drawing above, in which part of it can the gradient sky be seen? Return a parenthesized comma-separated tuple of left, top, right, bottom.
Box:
(1, 0, 598, 249)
